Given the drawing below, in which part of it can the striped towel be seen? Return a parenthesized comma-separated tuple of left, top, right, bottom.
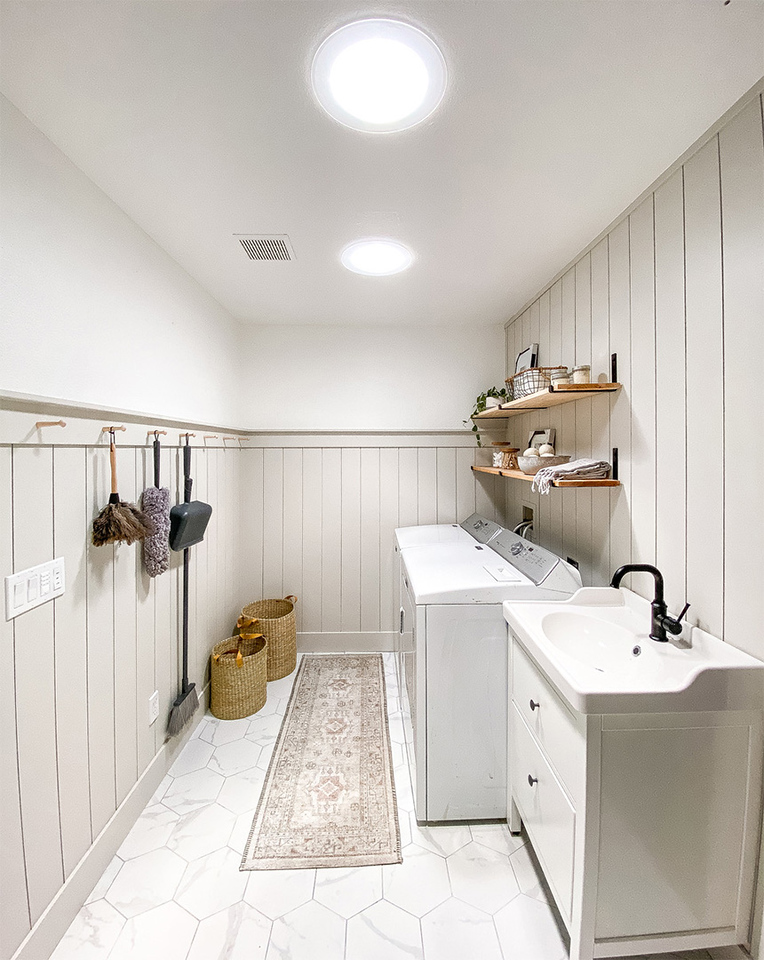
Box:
(531, 458, 611, 495)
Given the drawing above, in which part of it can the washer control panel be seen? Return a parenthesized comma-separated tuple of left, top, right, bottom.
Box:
(490, 531, 560, 585)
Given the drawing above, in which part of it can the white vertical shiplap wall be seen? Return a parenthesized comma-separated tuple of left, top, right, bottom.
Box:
(0, 421, 246, 960)
(503, 92, 764, 659)
(239, 438, 508, 650)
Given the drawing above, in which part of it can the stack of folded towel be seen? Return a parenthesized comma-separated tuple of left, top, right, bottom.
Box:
(531, 458, 611, 495)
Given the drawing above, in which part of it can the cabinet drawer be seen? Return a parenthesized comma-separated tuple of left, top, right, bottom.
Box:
(511, 704, 575, 922)
(512, 639, 585, 800)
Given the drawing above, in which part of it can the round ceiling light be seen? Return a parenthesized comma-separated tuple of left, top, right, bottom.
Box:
(311, 19, 447, 133)
(341, 239, 414, 276)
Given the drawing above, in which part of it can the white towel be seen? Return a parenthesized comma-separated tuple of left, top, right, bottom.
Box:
(531, 458, 611, 495)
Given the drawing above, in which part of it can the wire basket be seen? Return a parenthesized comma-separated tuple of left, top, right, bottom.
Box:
(210, 635, 267, 720)
(238, 596, 298, 681)
(505, 366, 568, 399)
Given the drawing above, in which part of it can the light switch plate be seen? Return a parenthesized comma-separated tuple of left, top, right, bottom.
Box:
(5, 558, 65, 620)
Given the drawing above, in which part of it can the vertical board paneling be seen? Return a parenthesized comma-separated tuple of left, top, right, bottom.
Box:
(378, 448, 399, 634)
(0, 447, 31, 958)
(548, 279, 562, 366)
(398, 448, 418, 529)
(561, 268, 576, 366)
(417, 448, 438, 526)
(590, 238, 611, 582)
(13, 447, 64, 921)
(575, 256, 593, 582)
(114, 451, 138, 805)
(360, 448, 381, 632)
(608, 219, 632, 575)
(436, 447, 457, 524)
(245, 448, 265, 607)
(684, 136, 724, 637)
(204, 446, 218, 688)
(456, 447, 476, 522)
(301, 448, 323, 634)
(720, 97, 764, 658)
(262, 449, 284, 600)
(85, 444, 117, 835)
(340, 448, 361, 632)
(53, 447, 92, 874)
(320, 448, 342, 632)
(629, 196, 657, 569)
(282, 449, 304, 627)
(538, 291, 551, 368)
(192, 448, 210, 686)
(654, 170, 687, 614)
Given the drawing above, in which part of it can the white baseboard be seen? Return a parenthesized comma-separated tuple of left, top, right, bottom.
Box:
(297, 632, 396, 653)
(11, 692, 207, 960)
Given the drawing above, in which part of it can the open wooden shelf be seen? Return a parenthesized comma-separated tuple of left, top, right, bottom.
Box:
(472, 465, 620, 488)
(472, 382, 621, 419)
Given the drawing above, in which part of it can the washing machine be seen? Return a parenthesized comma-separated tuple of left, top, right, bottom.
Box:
(393, 513, 504, 689)
(399, 528, 581, 823)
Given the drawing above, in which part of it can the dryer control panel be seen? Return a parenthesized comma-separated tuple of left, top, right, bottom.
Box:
(459, 512, 504, 545)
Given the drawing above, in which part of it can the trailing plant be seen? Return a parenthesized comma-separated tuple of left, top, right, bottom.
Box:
(464, 387, 510, 447)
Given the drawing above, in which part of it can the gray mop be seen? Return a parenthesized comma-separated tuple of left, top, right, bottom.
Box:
(141, 433, 171, 577)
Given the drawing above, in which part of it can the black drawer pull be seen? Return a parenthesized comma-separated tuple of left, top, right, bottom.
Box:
(529, 699, 540, 711)
(528, 774, 538, 787)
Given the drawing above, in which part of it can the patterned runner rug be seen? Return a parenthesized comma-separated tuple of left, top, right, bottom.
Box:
(240, 653, 402, 870)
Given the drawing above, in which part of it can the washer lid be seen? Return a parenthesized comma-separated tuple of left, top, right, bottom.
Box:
(402, 548, 535, 604)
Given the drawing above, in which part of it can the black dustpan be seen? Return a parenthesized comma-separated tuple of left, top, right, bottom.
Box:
(169, 440, 212, 551)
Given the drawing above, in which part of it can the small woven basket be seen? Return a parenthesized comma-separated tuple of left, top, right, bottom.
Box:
(505, 366, 568, 399)
(239, 596, 298, 681)
(210, 634, 267, 720)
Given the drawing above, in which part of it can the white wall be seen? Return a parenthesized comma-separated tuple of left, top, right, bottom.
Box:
(239, 324, 505, 431)
(0, 96, 244, 426)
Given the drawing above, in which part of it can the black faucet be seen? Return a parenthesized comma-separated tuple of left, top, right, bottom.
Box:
(609, 564, 690, 642)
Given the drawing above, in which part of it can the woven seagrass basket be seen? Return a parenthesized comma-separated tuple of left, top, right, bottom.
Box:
(210, 634, 267, 720)
(239, 596, 298, 681)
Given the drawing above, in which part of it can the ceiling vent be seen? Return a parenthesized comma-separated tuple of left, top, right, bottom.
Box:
(236, 235, 294, 261)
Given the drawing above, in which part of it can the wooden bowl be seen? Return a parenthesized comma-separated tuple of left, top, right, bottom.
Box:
(517, 455, 571, 475)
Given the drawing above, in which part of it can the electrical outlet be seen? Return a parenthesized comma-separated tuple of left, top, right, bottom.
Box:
(148, 691, 159, 725)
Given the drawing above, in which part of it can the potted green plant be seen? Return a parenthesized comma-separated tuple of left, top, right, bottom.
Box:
(464, 387, 510, 447)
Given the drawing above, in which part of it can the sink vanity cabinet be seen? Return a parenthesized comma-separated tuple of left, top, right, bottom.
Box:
(506, 598, 764, 960)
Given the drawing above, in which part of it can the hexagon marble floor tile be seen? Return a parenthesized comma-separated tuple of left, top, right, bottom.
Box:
(50, 654, 747, 960)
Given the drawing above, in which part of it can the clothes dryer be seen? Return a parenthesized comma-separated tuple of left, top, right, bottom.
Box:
(399, 529, 581, 822)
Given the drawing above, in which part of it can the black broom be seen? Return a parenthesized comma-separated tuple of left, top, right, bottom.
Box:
(167, 437, 212, 737)
(93, 428, 153, 546)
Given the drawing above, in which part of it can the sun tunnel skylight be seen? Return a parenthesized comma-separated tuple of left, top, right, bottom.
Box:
(341, 239, 414, 276)
(311, 19, 447, 133)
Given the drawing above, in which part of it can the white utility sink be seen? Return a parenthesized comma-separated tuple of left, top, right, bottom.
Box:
(504, 587, 764, 714)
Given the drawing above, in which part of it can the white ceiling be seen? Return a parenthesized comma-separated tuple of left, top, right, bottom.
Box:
(1, 1, 762, 327)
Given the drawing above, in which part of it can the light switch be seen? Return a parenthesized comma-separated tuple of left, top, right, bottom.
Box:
(27, 575, 39, 602)
(13, 580, 25, 608)
(5, 558, 66, 620)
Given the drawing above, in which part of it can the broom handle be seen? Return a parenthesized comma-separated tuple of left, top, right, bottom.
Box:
(153, 439, 161, 488)
(182, 547, 190, 693)
(110, 442, 118, 495)
(181, 437, 191, 693)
